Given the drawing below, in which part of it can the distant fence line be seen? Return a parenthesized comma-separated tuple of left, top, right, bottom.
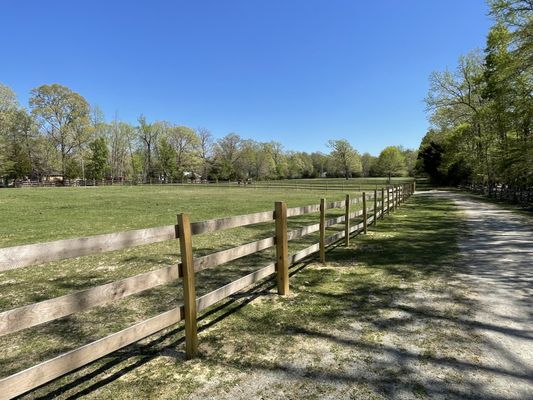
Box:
(462, 183, 533, 205)
(0, 183, 415, 399)
(9, 178, 415, 191)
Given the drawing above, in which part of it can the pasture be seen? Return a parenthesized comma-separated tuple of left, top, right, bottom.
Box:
(0, 180, 429, 398)
(0, 178, 408, 247)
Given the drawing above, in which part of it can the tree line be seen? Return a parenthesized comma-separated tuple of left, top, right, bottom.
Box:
(0, 83, 416, 185)
(418, 0, 532, 189)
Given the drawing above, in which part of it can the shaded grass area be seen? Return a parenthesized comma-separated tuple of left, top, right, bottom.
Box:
(11, 192, 491, 400)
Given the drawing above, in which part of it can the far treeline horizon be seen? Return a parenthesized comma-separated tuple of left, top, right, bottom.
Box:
(0, 82, 417, 184)
(0, 1, 531, 189)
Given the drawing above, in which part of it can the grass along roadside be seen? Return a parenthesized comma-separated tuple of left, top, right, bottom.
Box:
(13, 192, 482, 399)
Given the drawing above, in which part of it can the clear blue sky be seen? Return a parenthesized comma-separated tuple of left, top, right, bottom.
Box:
(1, 0, 492, 155)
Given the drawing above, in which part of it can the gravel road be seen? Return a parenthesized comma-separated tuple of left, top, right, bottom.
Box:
(431, 191, 533, 400)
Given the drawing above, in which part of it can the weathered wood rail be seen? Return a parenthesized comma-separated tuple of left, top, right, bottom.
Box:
(0, 183, 415, 399)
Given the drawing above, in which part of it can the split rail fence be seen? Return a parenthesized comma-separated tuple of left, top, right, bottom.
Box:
(462, 182, 533, 205)
(0, 183, 415, 399)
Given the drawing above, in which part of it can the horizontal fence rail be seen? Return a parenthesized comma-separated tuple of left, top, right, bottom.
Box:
(0, 183, 415, 399)
(0, 264, 180, 336)
(0, 225, 178, 272)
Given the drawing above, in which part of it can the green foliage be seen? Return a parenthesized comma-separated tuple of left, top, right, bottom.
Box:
(361, 152, 377, 177)
(157, 137, 177, 182)
(376, 146, 406, 181)
(327, 139, 362, 179)
(420, 2, 532, 187)
(167, 125, 200, 179)
(0, 83, 18, 111)
(64, 156, 82, 180)
(29, 84, 91, 178)
(1, 82, 418, 184)
(0, 89, 38, 181)
(87, 137, 109, 180)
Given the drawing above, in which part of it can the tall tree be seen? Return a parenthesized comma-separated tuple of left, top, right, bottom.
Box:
(137, 115, 159, 182)
(168, 125, 199, 179)
(87, 137, 109, 180)
(214, 133, 242, 180)
(376, 146, 406, 183)
(401, 148, 418, 177)
(0, 83, 17, 112)
(0, 84, 41, 182)
(158, 137, 177, 182)
(29, 84, 90, 179)
(361, 152, 377, 177)
(107, 118, 131, 180)
(419, 2, 532, 189)
(196, 127, 213, 179)
(310, 152, 328, 178)
(327, 139, 362, 179)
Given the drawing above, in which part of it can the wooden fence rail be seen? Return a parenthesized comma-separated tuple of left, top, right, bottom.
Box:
(0, 183, 415, 399)
(461, 183, 533, 205)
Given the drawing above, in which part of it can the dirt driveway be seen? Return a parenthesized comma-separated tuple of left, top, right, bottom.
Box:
(429, 191, 533, 399)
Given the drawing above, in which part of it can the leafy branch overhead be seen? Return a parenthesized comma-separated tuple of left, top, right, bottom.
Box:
(418, 0, 532, 187)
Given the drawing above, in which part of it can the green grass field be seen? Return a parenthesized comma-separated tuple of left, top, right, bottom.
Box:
(0, 184, 371, 379)
(0, 180, 417, 398)
(0, 182, 399, 247)
(1, 189, 475, 399)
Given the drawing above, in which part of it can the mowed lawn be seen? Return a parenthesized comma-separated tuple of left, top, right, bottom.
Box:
(2, 191, 481, 400)
(0, 184, 370, 382)
(0, 184, 379, 247)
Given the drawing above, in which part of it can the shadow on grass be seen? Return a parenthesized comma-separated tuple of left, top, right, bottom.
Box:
(30, 260, 312, 400)
(17, 193, 531, 399)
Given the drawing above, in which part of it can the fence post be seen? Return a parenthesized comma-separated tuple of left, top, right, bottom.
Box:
(344, 194, 350, 246)
(387, 187, 390, 215)
(398, 185, 401, 206)
(362, 192, 367, 234)
(274, 201, 289, 295)
(381, 188, 385, 219)
(396, 185, 400, 208)
(320, 198, 326, 263)
(398, 185, 402, 208)
(177, 213, 198, 359)
(374, 189, 377, 226)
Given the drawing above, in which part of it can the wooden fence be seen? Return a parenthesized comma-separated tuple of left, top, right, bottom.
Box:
(462, 182, 533, 205)
(9, 178, 415, 191)
(0, 183, 415, 399)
